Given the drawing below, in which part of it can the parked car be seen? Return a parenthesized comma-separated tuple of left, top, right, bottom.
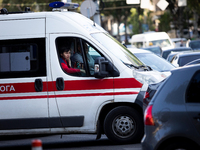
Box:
(166, 51, 180, 62)
(171, 51, 200, 67)
(129, 32, 174, 50)
(128, 48, 175, 73)
(171, 38, 187, 47)
(141, 46, 162, 56)
(161, 47, 192, 59)
(187, 39, 200, 50)
(142, 64, 200, 150)
(128, 48, 175, 112)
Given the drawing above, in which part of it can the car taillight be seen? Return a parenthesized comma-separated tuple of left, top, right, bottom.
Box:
(144, 91, 149, 99)
(144, 105, 155, 126)
(143, 91, 150, 106)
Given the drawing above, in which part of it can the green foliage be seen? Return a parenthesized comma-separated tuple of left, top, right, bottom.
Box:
(1, 0, 52, 12)
(159, 11, 171, 32)
(128, 8, 141, 34)
(187, 0, 200, 14)
(128, 8, 154, 34)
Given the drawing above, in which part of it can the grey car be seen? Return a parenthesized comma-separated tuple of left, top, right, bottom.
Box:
(142, 64, 200, 150)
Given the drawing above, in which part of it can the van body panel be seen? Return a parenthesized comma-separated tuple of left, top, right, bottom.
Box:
(0, 18, 45, 39)
(0, 77, 49, 130)
(46, 12, 105, 35)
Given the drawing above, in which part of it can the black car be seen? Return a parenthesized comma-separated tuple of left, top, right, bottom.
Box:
(187, 40, 200, 50)
(161, 47, 192, 59)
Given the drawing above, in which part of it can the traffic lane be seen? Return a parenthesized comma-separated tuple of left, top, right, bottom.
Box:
(0, 134, 142, 150)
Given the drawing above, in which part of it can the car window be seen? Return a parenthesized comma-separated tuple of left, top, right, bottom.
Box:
(56, 37, 102, 77)
(91, 32, 143, 67)
(142, 47, 162, 56)
(179, 55, 200, 66)
(186, 70, 200, 103)
(0, 38, 46, 79)
(150, 39, 172, 48)
(133, 42, 144, 48)
(189, 41, 200, 50)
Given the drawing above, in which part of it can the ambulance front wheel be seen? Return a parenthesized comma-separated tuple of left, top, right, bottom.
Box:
(103, 106, 144, 144)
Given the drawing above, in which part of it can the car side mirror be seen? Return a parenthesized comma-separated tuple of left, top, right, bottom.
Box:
(94, 57, 119, 78)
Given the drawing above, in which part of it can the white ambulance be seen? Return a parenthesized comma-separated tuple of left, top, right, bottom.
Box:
(0, 2, 166, 144)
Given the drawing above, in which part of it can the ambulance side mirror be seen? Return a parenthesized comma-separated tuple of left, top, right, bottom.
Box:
(94, 57, 119, 78)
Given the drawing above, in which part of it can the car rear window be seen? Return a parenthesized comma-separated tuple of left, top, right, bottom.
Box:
(179, 55, 200, 66)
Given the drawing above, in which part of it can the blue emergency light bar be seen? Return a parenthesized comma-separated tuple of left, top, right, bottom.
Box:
(49, 1, 79, 9)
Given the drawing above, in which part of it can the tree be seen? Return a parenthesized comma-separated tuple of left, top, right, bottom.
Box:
(158, 10, 171, 32)
(102, 0, 137, 43)
(166, 0, 200, 39)
(1, 0, 52, 12)
(128, 7, 154, 35)
(128, 8, 142, 35)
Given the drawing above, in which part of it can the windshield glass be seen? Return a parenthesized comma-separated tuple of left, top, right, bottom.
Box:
(91, 32, 143, 67)
(134, 53, 175, 72)
(150, 39, 172, 48)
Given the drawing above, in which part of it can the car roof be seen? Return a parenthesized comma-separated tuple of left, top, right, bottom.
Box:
(175, 50, 200, 57)
(171, 38, 187, 42)
(189, 39, 200, 43)
(163, 47, 192, 52)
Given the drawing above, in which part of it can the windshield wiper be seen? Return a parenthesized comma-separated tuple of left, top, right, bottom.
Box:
(125, 63, 140, 69)
(138, 65, 152, 71)
(124, 63, 152, 71)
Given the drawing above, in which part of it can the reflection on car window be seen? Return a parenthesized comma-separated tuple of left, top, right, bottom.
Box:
(150, 39, 171, 48)
(134, 53, 174, 72)
(91, 32, 143, 67)
(186, 70, 200, 103)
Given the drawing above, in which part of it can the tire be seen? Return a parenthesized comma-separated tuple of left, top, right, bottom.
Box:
(103, 106, 144, 144)
(162, 141, 199, 150)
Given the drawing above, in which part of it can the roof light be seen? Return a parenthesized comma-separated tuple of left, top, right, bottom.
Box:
(49, 1, 79, 11)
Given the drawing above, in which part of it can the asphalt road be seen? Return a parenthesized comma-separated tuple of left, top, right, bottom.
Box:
(0, 134, 142, 150)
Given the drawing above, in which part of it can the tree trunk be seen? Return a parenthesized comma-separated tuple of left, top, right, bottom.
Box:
(193, 10, 199, 39)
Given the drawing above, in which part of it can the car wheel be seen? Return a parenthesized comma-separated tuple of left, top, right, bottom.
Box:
(103, 106, 143, 144)
(162, 141, 199, 150)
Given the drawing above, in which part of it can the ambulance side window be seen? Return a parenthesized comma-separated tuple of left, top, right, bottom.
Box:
(0, 38, 46, 79)
(56, 37, 102, 77)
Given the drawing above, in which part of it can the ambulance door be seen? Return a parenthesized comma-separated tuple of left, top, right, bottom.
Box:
(0, 38, 49, 132)
(49, 34, 114, 130)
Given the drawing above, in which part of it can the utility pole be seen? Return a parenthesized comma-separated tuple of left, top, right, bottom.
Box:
(93, 0, 101, 26)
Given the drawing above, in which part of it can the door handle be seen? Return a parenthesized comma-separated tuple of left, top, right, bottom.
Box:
(56, 77, 65, 91)
(35, 79, 43, 92)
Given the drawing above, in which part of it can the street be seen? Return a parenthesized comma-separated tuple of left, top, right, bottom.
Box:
(0, 134, 142, 150)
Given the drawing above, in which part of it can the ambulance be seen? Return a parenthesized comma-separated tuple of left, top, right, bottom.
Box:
(0, 2, 167, 144)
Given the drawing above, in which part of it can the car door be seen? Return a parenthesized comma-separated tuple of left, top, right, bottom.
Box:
(49, 34, 114, 130)
(0, 38, 49, 131)
(185, 70, 200, 134)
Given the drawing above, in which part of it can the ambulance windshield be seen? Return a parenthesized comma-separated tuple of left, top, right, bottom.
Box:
(91, 32, 144, 67)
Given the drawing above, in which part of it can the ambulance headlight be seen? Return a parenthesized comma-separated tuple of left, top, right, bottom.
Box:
(133, 71, 158, 85)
